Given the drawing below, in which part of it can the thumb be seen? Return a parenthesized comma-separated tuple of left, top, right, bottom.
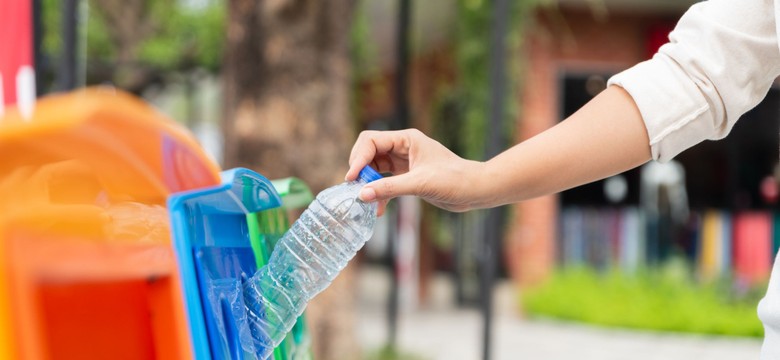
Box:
(359, 173, 419, 202)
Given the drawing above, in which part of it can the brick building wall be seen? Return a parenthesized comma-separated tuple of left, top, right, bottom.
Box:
(505, 6, 681, 286)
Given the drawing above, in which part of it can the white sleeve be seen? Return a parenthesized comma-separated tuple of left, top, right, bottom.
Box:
(607, 0, 780, 162)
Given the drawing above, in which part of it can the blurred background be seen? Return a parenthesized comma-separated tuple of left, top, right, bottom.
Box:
(3, 0, 777, 359)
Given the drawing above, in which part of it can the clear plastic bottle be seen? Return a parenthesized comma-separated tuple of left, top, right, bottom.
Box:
(242, 165, 382, 359)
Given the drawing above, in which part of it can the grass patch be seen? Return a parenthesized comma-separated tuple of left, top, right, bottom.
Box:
(363, 345, 429, 360)
(521, 264, 765, 337)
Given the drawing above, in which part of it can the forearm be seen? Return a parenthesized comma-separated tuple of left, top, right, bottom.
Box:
(479, 86, 651, 207)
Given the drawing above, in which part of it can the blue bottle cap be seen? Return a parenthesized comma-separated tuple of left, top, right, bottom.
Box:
(358, 165, 383, 183)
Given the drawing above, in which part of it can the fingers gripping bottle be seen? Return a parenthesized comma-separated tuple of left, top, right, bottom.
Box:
(242, 166, 382, 359)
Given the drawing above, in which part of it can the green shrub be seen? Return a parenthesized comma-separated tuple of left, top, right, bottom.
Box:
(363, 345, 429, 360)
(521, 264, 765, 337)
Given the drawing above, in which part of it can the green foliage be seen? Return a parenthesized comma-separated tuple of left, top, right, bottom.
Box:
(350, 0, 378, 82)
(41, 0, 65, 58)
(134, 1, 226, 72)
(349, 0, 380, 131)
(42, 0, 225, 90)
(437, 0, 536, 160)
(522, 266, 765, 337)
(84, 3, 115, 61)
(363, 345, 429, 360)
(452, 0, 492, 159)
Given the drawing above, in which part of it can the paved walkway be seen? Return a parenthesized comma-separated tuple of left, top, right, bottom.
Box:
(356, 266, 763, 360)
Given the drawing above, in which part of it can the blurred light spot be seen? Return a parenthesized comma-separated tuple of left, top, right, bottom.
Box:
(16, 65, 36, 120)
(604, 174, 627, 203)
(761, 175, 778, 204)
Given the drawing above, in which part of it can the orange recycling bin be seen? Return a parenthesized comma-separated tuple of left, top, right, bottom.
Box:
(0, 88, 221, 359)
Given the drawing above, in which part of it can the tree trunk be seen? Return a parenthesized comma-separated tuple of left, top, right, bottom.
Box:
(222, 1, 358, 359)
(223, 0, 355, 190)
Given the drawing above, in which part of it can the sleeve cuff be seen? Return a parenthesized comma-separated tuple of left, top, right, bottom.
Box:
(608, 54, 716, 162)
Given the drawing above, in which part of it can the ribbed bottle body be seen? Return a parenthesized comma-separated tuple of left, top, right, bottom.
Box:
(242, 180, 377, 359)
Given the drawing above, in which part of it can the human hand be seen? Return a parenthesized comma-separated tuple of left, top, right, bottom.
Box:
(345, 129, 487, 216)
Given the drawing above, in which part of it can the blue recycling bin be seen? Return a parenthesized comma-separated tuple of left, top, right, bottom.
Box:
(168, 168, 312, 360)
